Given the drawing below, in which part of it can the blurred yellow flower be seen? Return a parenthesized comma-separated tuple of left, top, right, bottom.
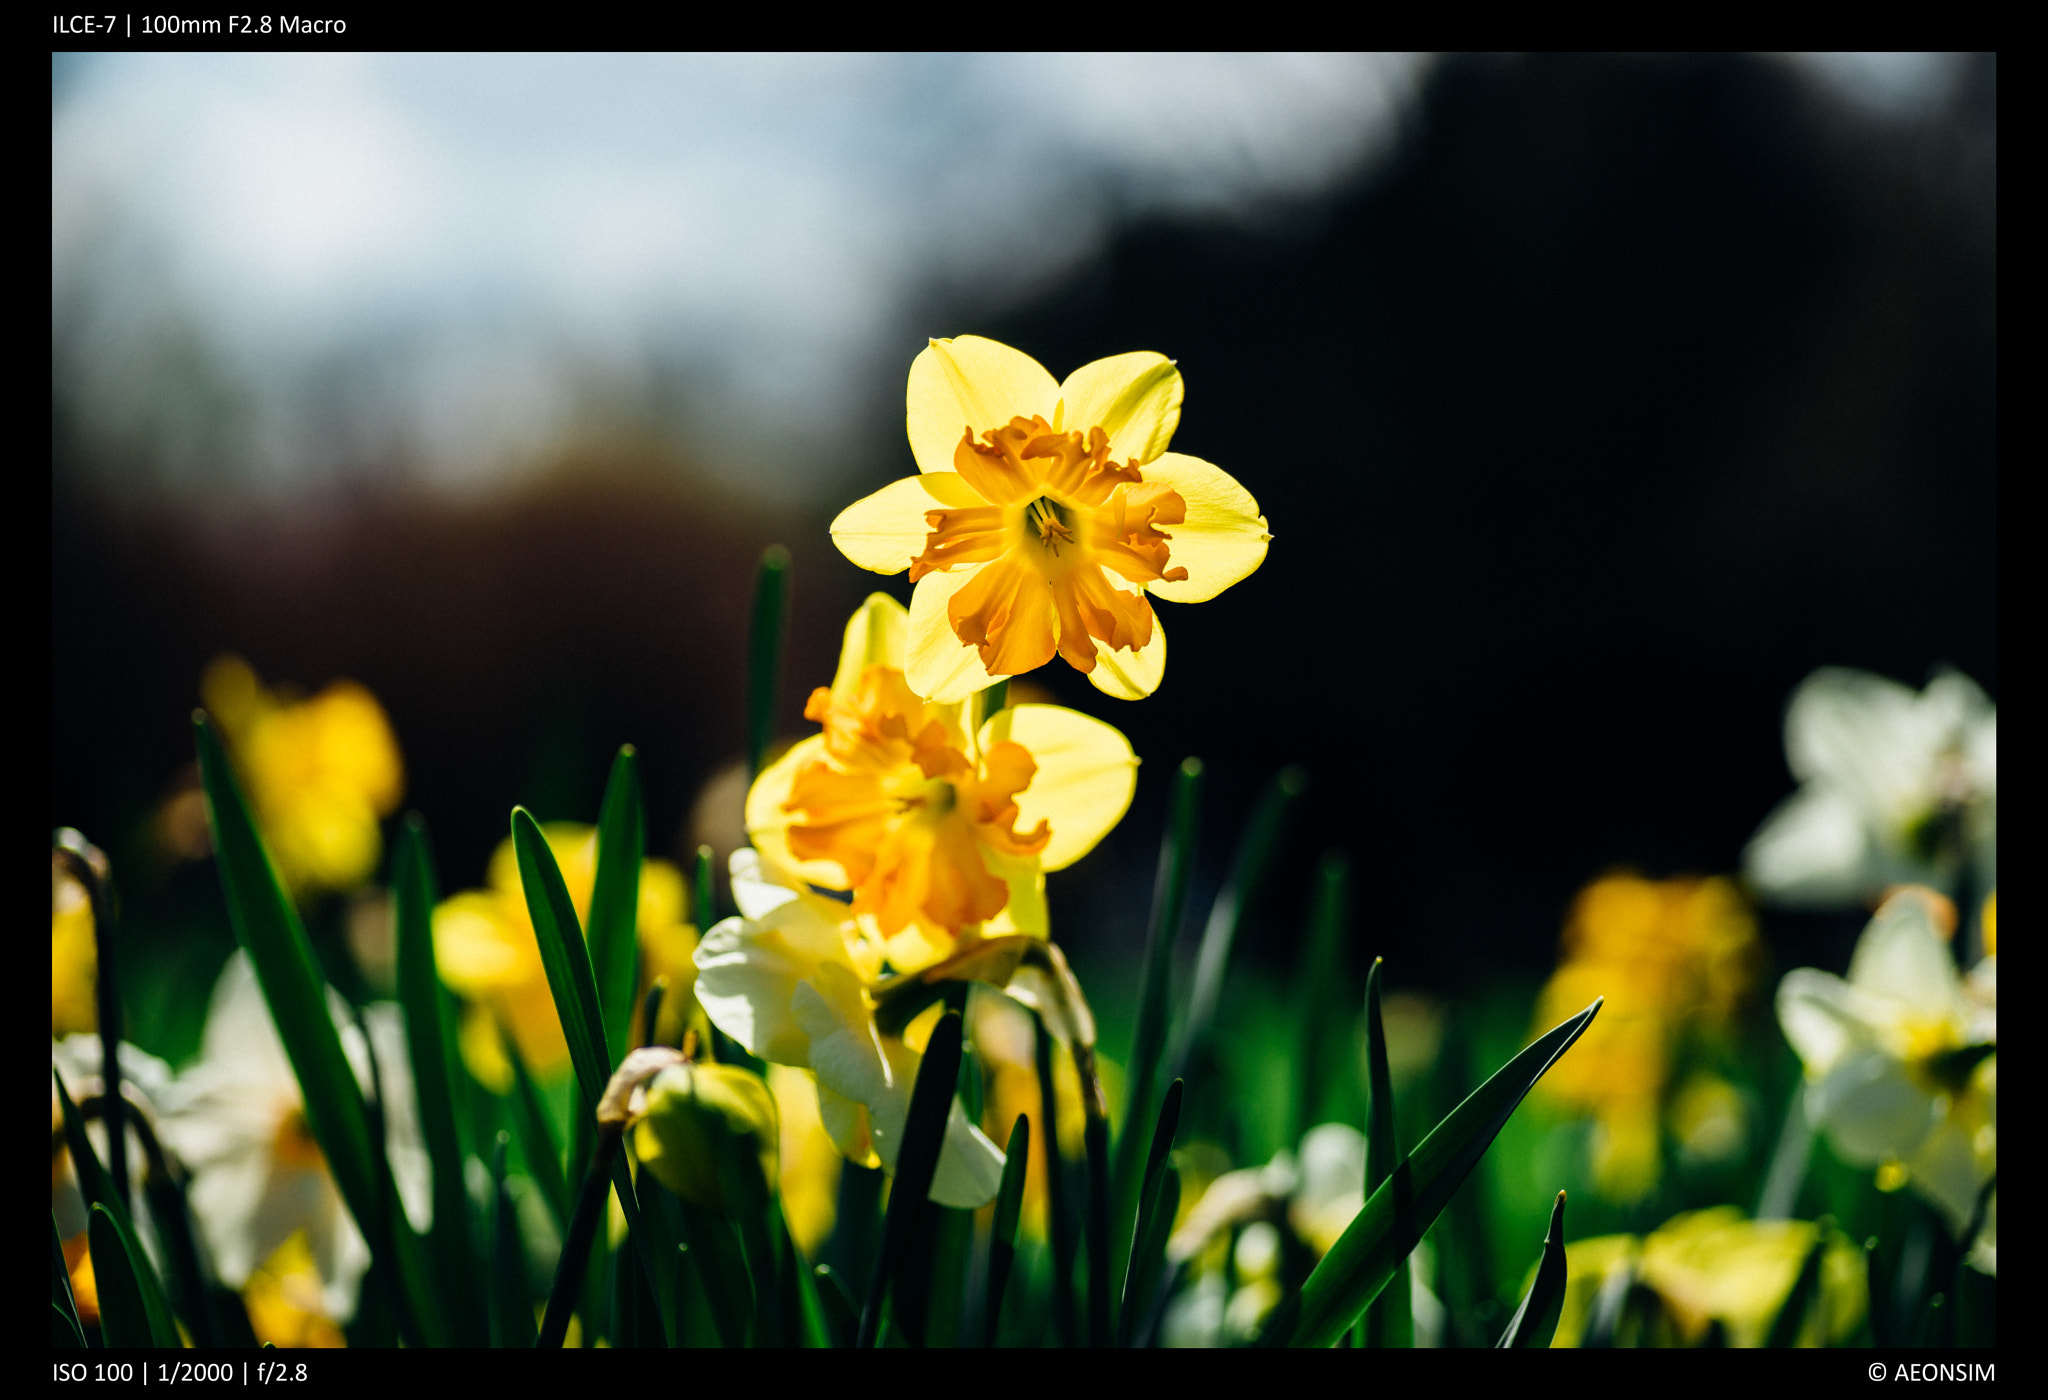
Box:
(1533, 872, 1760, 1201)
(1552, 1207, 1865, 1347)
(1777, 886, 1995, 1267)
(831, 337, 1270, 703)
(693, 848, 1006, 1207)
(53, 864, 96, 1037)
(433, 822, 697, 1091)
(768, 1063, 842, 1258)
(748, 594, 1137, 969)
(201, 655, 404, 898)
(241, 1231, 347, 1348)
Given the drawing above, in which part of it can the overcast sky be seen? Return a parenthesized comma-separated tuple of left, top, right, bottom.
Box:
(51, 52, 1965, 502)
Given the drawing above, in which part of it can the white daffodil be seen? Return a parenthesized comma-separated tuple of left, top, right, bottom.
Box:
(51, 1036, 175, 1244)
(1745, 667, 1995, 908)
(155, 952, 431, 1319)
(1776, 889, 1995, 1268)
(693, 848, 1005, 1208)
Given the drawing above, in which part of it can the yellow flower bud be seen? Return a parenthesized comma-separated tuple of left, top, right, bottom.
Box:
(632, 1062, 778, 1213)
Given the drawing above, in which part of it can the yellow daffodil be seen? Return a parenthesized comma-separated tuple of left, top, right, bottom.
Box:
(1552, 1208, 1866, 1347)
(433, 824, 697, 1090)
(1532, 873, 1760, 1201)
(201, 655, 405, 898)
(1776, 887, 1995, 1266)
(830, 337, 1270, 702)
(53, 863, 96, 1037)
(693, 848, 1006, 1207)
(767, 1063, 842, 1257)
(1745, 667, 1995, 909)
(155, 952, 430, 1321)
(747, 594, 1137, 969)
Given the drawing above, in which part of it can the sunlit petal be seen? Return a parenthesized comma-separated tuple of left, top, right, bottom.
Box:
(1056, 352, 1183, 465)
(907, 568, 999, 704)
(1085, 604, 1166, 700)
(830, 593, 912, 697)
(830, 476, 962, 575)
(907, 337, 1059, 476)
(982, 704, 1139, 871)
(1139, 453, 1270, 604)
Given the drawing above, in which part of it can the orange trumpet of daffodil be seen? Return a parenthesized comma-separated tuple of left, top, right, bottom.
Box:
(747, 593, 1137, 970)
(831, 336, 1270, 703)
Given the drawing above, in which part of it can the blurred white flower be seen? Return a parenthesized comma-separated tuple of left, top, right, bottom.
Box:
(1744, 667, 1995, 908)
(156, 952, 431, 1319)
(51, 1035, 174, 1241)
(1776, 889, 1995, 1268)
(693, 848, 1006, 1208)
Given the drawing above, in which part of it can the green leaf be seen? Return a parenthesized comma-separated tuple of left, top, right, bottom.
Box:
(89, 1203, 179, 1348)
(538, 1131, 619, 1348)
(52, 1216, 86, 1348)
(504, 1037, 572, 1233)
(511, 807, 615, 1112)
(195, 714, 382, 1235)
(1035, 1012, 1080, 1348)
(196, 714, 447, 1345)
(1113, 757, 1202, 1323)
(1169, 764, 1306, 1084)
(1499, 1191, 1569, 1348)
(587, 747, 645, 1068)
(1361, 958, 1412, 1349)
(857, 1009, 963, 1347)
(1275, 996, 1604, 1347)
(392, 817, 488, 1346)
(1764, 1232, 1827, 1348)
(1293, 852, 1355, 1143)
(983, 1114, 1031, 1347)
(488, 1134, 538, 1347)
(814, 1264, 859, 1348)
(747, 545, 791, 781)
(1120, 1078, 1183, 1343)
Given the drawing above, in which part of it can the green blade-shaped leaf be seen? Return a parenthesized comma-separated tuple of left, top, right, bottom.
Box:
(511, 807, 614, 1114)
(196, 714, 446, 1345)
(857, 1009, 963, 1348)
(983, 1114, 1031, 1347)
(1499, 1191, 1569, 1348)
(1277, 997, 1604, 1347)
(504, 1037, 571, 1233)
(195, 714, 382, 1234)
(89, 1203, 179, 1348)
(1121, 1078, 1183, 1341)
(52, 1215, 87, 1348)
(814, 1264, 859, 1348)
(1764, 1233, 1828, 1348)
(1293, 852, 1355, 1143)
(1169, 764, 1307, 1083)
(1361, 958, 1412, 1348)
(392, 817, 487, 1346)
(747, 545, 791, 781)
(1113, 757, 1202, 1323)
(587, 747, 645, 1067)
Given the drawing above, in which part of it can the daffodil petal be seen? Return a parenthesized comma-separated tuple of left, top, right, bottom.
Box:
(1846, 896, 1964, 1020)
(906, 567, 999, 704)
(693, 916, 820, 1067)
(815, 1080, 879, 1167)
(1085, 606, 1165, 700)
(830, 593, 912, 697)
(1139, 453, 1271, 604)
(1056, 352, 1183, 465)
(794, 963, 891, 1110)
(908, 337, 1060, 476)
(982, 703, 1138, 871)
(1805, 1050, 1935, 1164)
(746, 736, 855, 888)
(1742, 785, 1873, 906)
(862, 1037, 1007, 1208)
(830, 475, 971, 575)
(1775, 969, 1869, 1078)
(985, 862, 1048, 938)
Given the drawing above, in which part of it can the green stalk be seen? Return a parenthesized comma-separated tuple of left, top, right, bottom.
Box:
(858, 1010, 964, 1347)
(1036, 1014, 1078, 1347)
(1112, 757, 1202, 1325)
(983, 1114, 1031, 1347)
(1498, 1191, 1568, 1347)
(1360, 958, 1412, 1348)
(747, 545, 791, 782)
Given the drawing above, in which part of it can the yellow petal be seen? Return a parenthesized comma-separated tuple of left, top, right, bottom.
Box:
(830, 593, 912, 698)
(907, 337, 1059, 477)
(745, 737, 854, 889)
(905, 567, 999, 704)
(1139, 453, 1270, 604)
(982, 704, 1138, 872)
(1057, 352, 1183, 466)
(1085, 606, 1166, 700)
(830, 475, 977, 575)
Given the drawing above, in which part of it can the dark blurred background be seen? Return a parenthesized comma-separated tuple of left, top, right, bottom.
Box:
(52, 53, 1997, 1001)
